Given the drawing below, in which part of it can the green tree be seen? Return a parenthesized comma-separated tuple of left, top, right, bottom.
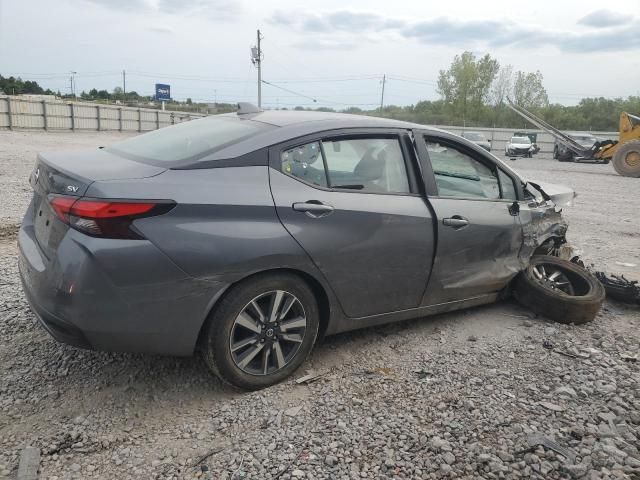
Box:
(437, 51, 499, 123)
(512, 71, 549, 109)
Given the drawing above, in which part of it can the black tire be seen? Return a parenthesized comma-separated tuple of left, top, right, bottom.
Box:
(553, 147, 558, 159)
(612, 140, 640, 177)
(513, 256, 605, 325)
(202, 273, 319, 390)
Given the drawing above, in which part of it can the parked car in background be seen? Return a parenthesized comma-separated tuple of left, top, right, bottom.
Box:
(18, 106, 603, 390)
(513, 132, 540, 155)
(461, 131, 491, 151)
(553, 132, 600, 162)
(505, 136, 534, 157)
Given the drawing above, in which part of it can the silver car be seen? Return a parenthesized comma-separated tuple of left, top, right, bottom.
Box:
(19, 107, 576, 389)
(461, 131, 491, 152)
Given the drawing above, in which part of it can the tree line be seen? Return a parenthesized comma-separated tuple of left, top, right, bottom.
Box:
(364, 51, 639, 132)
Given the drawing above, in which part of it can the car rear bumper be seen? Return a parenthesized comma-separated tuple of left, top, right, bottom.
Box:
(18, 218, 228, 356)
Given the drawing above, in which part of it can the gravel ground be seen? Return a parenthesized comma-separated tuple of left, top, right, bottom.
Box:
(0, 131, 638, 480)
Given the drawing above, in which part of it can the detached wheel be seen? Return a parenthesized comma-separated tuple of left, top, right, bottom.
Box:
(612, 140, 640, 177)
(202, 273, 319, 390)
(514, 256, 605, 324)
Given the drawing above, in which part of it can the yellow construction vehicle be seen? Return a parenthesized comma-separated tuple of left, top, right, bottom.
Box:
(508, 100, 640, 178)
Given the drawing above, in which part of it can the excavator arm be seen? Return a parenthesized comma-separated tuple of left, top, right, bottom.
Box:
(506, 100, 597, 158)
(506, 101, 640, 177)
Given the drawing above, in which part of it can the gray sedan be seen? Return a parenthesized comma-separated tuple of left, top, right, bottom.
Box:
(19, 107, 575, 389)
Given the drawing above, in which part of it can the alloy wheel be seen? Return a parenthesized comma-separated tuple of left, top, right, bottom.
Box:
(532, 263, 576, 296)
(229, 290, 307, 375)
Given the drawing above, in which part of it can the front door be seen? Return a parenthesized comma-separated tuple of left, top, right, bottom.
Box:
(269, 132, 435, 318)
(415, 133, 524, 304)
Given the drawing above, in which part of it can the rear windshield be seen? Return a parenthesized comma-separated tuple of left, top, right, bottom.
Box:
(463, 132, 485, 141)
(107, 115, 273, 164)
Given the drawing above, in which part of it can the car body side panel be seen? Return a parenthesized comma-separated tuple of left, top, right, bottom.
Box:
(21, 164, 342, 355)
(421, 198, 524, 304)
(269, 169, 435, 318)
(91, 167, 329, 284)
(19, 210, 224, 356)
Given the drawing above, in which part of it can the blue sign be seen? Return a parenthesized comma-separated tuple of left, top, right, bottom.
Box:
(155, 83, 171, 101)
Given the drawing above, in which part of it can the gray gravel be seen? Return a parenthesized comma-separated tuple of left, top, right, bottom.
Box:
(0, 131, 638, 480)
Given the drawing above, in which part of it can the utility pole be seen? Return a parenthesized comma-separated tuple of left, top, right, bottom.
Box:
(70, 71, 77, 98)
(251, 29, 263, 108)
(380, 74, 386, 112)
(122, 70, 126, 103)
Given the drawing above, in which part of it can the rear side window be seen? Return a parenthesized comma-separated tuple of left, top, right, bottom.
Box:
(281, 142, 327, 187)
(426, 140, 500, 199)
(280, 137, 411, 194)
(107, 116, 273, 164)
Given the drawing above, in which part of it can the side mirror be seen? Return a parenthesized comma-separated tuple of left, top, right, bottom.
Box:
(508, 201, 520, 216)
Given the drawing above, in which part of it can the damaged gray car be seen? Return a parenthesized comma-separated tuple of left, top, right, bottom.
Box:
(18, 107, 604, 390)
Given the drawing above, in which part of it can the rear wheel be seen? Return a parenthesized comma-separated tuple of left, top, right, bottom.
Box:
(514, 256, 605, 324)
(612, 140, 640, 177)
(202, 273, 319, 390)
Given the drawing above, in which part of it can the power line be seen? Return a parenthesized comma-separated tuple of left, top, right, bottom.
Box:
(261, 79, 317, 103)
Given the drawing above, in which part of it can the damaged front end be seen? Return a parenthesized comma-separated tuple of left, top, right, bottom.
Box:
(519, 180, 575, 262)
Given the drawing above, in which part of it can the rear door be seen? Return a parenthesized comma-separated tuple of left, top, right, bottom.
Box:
(269, 130, 435, 318)
(414, 132, 524, 304)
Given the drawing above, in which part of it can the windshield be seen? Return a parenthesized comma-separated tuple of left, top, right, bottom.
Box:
(463, 132, 485, 141)
(571, 135, 597, 144)
(511, 137, 531, 144)
(107, 115, 274, 164)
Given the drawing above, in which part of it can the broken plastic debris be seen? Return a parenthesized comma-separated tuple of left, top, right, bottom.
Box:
(614, 262, 637, 268)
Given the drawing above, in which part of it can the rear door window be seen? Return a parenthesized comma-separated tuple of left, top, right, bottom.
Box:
(279, 136, 411, 194)
(280, 142, 327, 187)
(323, 138, 410, 193)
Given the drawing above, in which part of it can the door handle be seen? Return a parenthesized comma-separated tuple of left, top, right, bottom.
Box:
(443, 216, 469, 229)
(292, 201, 334, 218)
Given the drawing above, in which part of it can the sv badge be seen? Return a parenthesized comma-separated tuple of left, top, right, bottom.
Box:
(66, 185, 79, 193)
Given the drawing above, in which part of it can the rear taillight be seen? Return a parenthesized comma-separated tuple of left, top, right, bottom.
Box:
(49, 195, 174, 239)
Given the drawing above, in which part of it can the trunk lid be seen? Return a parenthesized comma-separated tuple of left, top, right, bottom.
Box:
(29, 149, 166, 257)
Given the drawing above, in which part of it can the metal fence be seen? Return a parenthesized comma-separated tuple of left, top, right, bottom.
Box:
(0, 96, 207, 132)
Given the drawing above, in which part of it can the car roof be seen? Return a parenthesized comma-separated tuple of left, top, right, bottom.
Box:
(204, 110, 446, 160)
(227, 109, 423, 128)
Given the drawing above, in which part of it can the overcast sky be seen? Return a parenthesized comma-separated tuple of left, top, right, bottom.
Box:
(1, 0, 639, 108)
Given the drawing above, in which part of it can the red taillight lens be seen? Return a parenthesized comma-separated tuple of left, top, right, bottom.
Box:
(50, 196, 77, 222)
(70, 200, 156, 218)
(49, 195, 174, 239)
